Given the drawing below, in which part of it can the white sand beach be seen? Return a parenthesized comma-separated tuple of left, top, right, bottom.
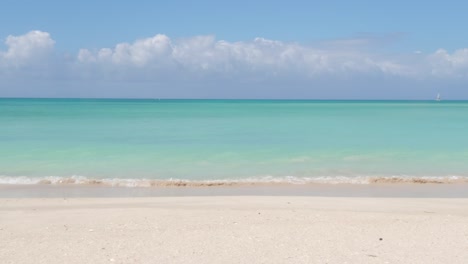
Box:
(1, 196, 468, 264)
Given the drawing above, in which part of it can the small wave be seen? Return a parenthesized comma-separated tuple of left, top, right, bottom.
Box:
(0, 175, 468, 187)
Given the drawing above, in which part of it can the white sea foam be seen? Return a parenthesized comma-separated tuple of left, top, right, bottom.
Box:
(1, 175, 467, 187)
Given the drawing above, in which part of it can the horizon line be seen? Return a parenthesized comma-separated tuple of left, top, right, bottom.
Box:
(0, 97, 463, 101)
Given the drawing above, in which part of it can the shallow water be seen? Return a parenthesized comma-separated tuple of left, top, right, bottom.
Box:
(1, 99, 468, 185)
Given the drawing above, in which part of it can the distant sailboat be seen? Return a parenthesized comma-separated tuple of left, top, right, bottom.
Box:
(436, 93, 441, 101)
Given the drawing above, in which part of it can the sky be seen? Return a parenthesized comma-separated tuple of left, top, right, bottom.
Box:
(1, 0, 468, 99)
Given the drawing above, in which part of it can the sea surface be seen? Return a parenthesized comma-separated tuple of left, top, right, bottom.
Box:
(1, 99, 468, 186)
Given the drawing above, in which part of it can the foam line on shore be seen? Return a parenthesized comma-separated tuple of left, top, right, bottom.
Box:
(1, 175, 467, 187)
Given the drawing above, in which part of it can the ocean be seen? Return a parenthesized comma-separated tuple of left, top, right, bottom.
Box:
(1, 98, 468, 186)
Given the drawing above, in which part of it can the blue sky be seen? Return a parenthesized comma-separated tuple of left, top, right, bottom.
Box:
(1, 0, 468, 99)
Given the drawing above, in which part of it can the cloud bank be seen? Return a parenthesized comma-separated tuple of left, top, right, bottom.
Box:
(75, 34, 413, 78)
(1, 30, 468, 98)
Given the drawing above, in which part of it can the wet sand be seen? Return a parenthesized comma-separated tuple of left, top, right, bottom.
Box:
(1, 183, 468, 198)
(1, 196, 468, 264)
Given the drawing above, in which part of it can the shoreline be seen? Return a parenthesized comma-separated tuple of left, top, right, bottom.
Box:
(2, 175, 467, 186)
(1, 196, 468, 263)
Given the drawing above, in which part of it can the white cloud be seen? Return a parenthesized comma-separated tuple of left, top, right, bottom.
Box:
(77, 34, 412, 78)
(0, 30, 55, 68)
(78, 34, 172, 67)
(2, 30, 468, 83)
(428, 48, 468, 77)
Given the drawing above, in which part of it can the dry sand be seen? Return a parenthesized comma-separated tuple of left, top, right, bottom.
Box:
(1, 196, 468, 264)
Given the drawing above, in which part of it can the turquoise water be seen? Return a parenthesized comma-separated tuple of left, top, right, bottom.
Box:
(1, 99, 468, 185)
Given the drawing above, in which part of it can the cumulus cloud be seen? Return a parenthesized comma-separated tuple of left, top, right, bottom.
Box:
(0, 30, 55, 68)
(2, 30, 468, 84)
(76, 34, 412, 78)
(78, 34, 172, 67)
(428, 48, 468, 78)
